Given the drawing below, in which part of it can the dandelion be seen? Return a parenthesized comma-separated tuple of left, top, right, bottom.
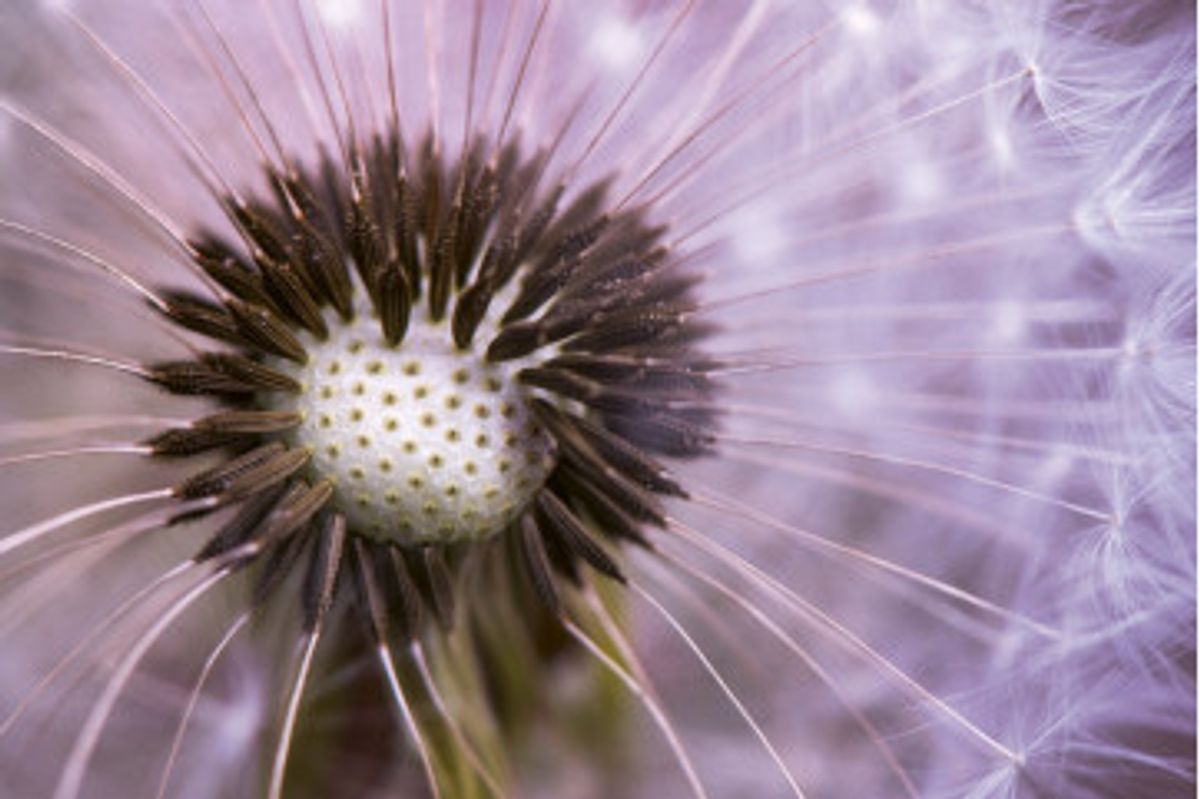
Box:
(0, 2, 1194, 798)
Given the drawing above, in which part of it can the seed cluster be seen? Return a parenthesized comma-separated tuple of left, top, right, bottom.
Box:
(282, 296, 556, 545)
(143, 129, 717, 638)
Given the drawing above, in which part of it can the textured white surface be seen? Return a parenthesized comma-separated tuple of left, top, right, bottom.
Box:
(280, 305, 555, 545)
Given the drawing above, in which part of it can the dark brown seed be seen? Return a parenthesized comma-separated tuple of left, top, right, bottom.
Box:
(549, 469, 651, 549)
(293, 218, 353, 319)
(147, 360, 258, 396)
(516, 366, 596, 404)
(173, 442, 284, 500)
(223, 447, 311, 500)
(199, 255, 275, 311)
(540, 175, 611, 236)
(346, 188, 387, 283)
(149, 409, 302, 457)
(542, 353, 719, 394)
(386, 546, 425, 642)
(420, 547, 455, 631)
(194, 482, 291, 562)
(393, 174, 423, 293)
(227, 298, 308, 363)
(232, 200, 291, 265)
(256, 253, 329, 339)
(146, 427, 244, 457)
(535, 492, 625, 584)
(607, 409, 717, 458)
(561, 302, 693, 354)
(258, 478, 334, 547)
(303, 514, 347, 630)
(194, 410, 304, 434)
(281, 169, 337, 239)
(557, 452, 666, 528)
(456, 166, 498, 286)
(253, 525, 314, 608)
(378, 261, 412, 346)
(199, 354, 302, 393)
(451, 280, 493, 349)
(485, 321, 547, 362)
(160, 292, 243, 345)
(531, 400, 685, 498)
(353, 539, 391, 643)
(511, 185, 564, 265)
(427, 199, 462, 321)
(518, 514, 560, 614)
(502, 216, 610, 324)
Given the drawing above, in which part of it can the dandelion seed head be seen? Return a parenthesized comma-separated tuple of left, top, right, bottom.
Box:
(0, 1, 1192, 797)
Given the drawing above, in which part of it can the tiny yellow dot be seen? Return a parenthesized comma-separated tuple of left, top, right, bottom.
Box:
(383, 392, 398, 405)
(453, 369, 470, 384)
(402, 440, 417, 454)
(357, 435, 371, 448)
(320, 386, 335, 399)
(350, 467, 365, 480)
(498, 459, 511, 473)
(356, 494, 371, 507)
(423, 502, 437, 515)
(464, 461, 478, 475)
(485, 377, 502, 392)
(503, 433, 517, 447)
(475, 434, 490, 448)
(484, 487, 500, 500)
(421, 412, 437, 427)
(429, 454, 444, 468)
(446, 429, 461, 442)
(474, 405, 490, 419)
(445, 485, 459, 497)
(499, 403, 514, 418)
(318, 414, 332, 428)
(403, 361, 421, 376)
(414, 385, 430, 399)
(328, 361, 342, 375)
(352, 382, 365, 396)
(385, 419, 399, 432)
(326, 445, 341, 458)
(349, 340, 365, 353)
(408, 475, 424, 489)
(366, 360, 383, 374)
(350, 409, 364, 422)
(445, 395, 462, 410)
(385, 491, 400, 505)
(379, 459, 393, 472)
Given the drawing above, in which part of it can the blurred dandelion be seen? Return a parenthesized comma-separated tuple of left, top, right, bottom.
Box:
(0, 1, 1194, 798)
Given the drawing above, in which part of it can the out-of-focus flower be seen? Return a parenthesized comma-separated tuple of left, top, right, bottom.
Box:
(0, 2, 1193, 798)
